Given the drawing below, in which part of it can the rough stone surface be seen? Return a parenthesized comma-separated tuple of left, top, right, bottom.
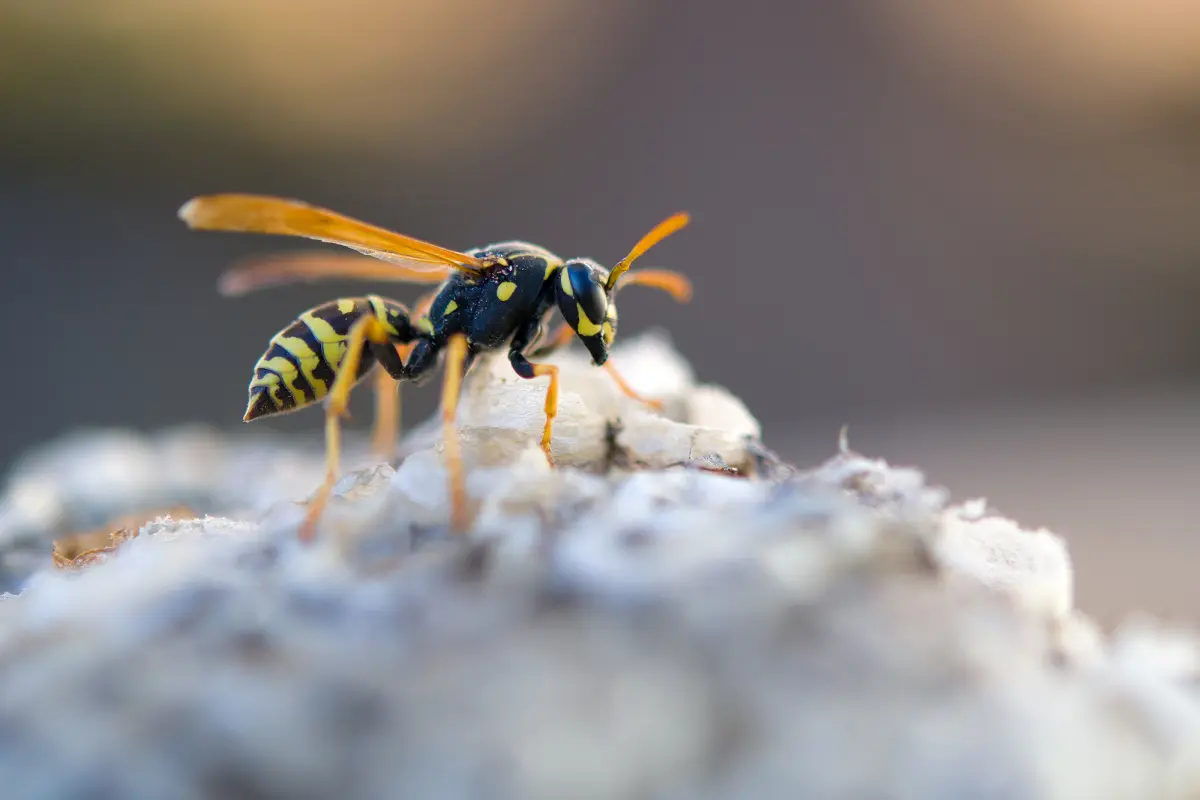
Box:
(0, 333, 1196, 799)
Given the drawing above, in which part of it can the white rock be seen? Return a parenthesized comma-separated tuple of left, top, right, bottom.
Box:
(0, 331, 1197, 799)
(443, 331, 759, 473)
(687, 384, 761, 440)
(936, 507, 1074, 620)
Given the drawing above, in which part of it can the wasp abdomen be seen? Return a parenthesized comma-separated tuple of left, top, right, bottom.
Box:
(244, 296, 413, 421)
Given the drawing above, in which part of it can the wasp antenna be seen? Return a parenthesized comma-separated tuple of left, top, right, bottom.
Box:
(606, 212, 690, 291)
(617, 268, 693, 302)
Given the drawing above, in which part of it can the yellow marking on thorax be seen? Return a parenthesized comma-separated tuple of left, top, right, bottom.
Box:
(337, 299, 357, 315)
(443, 300, 459, 317)
(544, 261, 559, 280)
(496, 281, 517, 302)
(417, 317, 434, 335)
(575, 304, 602, 336)
(560, 268, 573, 296)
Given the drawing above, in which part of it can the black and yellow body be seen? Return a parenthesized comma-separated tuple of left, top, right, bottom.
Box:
(178, 193, 690, 539)
(390, 242, 567, 388)
(244, 242, 628, 422)
(245, 295, 416, 421)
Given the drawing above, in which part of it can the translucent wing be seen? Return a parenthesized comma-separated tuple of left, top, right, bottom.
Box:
(218, 251, 453, 296)
(179, 194, 487, 274)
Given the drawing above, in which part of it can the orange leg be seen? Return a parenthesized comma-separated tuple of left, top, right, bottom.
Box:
(530, 363, 561, 465)
(534, 325, 661, 412)
(602, 264, 689, 411)
(300, 314, 390, 542)
(605, 361, 664, 411)
(441, 333, 471, 532)
(371, 368, 400, 460)
(543, 324, 575, 352)
(525, 323, 574, 360)
(369, 285, 436, 461)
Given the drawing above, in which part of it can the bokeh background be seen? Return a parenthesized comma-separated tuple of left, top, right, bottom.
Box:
(2, 0, 1199, 624)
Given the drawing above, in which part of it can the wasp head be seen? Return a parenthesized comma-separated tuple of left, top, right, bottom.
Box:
(555, 259, 616, 365)
(552, 212, 689, 366)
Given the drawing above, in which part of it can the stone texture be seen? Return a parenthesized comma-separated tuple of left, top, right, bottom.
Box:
(0, 332, 1195, 799)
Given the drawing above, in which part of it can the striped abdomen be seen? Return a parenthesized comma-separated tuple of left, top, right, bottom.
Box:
(244, 295, 414, 421)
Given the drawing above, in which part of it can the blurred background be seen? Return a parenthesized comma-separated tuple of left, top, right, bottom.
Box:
(2, 0, 1199, 624)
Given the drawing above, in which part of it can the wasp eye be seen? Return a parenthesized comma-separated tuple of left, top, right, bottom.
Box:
(567, 263, 607, 328)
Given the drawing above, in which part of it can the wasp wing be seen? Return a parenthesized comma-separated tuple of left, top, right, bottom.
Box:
(180, 194, 487, 274)
(218, 251, 453, 296)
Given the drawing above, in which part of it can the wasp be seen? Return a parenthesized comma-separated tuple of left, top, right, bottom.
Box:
(178, 195, 691, 540)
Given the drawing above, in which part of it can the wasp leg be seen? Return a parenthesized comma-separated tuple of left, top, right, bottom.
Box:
(439, 333, 471, 532)
(604, 361, 664, 411)
(368, 340, 421, 460)
(530, 326, 661, 412)
(509, 351, 560, 466)
(299, 316, 396, 542)
(370, 367, 400, 461)
(370, 287, 438, 458)
(527, 324, 575, 358)
(394, 327, 474, 530)
(401, 339, 440, 385)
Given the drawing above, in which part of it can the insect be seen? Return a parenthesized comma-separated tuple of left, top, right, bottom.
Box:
(178, 194, 692, 540)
